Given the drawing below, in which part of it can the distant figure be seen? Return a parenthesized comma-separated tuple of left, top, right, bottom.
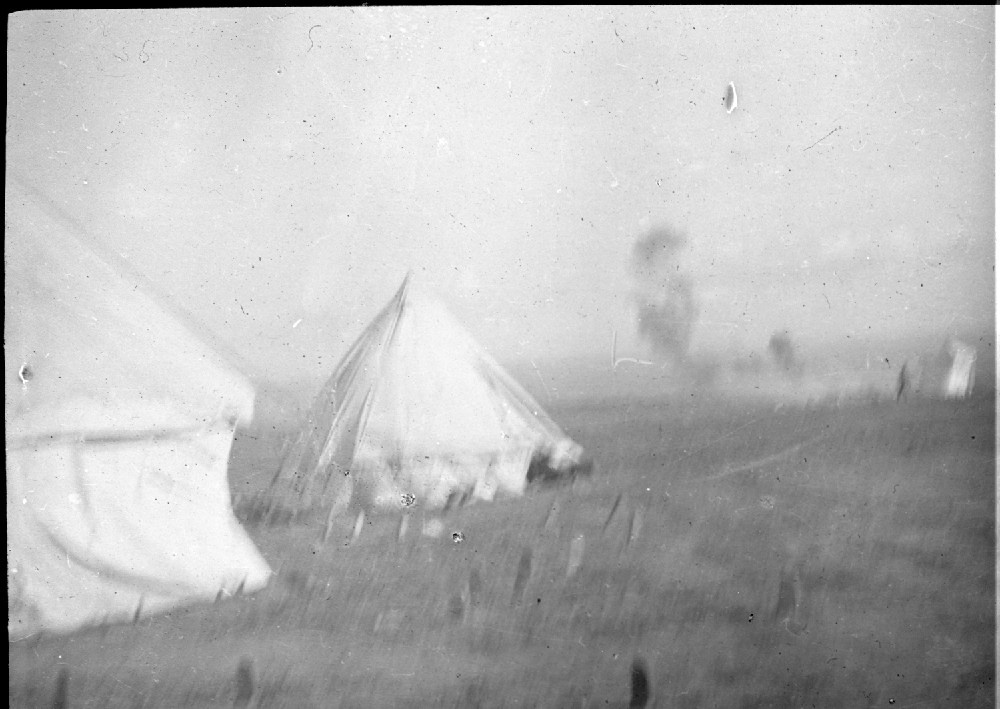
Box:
(896, 359, 922, 401)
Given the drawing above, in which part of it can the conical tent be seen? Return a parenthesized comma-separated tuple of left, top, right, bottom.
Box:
(5, 177, 272, 639)
(270, 275, 584, 516)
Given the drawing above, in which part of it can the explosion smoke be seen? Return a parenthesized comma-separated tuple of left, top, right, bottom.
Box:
(631, 226, 697, 362)
(768, 331, 804, 378)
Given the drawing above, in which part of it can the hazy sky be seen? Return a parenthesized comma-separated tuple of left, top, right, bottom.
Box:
(7, 7, 995, 385)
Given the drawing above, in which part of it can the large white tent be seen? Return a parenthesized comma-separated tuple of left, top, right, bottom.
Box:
(6, 177, 272, 639)
(269, 274, 585, 519)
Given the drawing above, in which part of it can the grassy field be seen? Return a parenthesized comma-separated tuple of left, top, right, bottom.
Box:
(9, 392, 996, 708)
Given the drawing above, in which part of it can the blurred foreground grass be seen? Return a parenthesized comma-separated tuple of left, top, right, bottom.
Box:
(10, 394, 995, 708)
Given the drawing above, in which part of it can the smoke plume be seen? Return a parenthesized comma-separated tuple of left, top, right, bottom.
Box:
(631, 226, 697, 362)
(768, 331, 804, 378)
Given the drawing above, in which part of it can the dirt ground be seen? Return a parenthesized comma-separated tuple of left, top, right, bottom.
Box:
(9, 393, 996, 708)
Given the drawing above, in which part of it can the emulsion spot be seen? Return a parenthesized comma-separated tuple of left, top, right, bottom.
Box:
(724, 81, 738, 113)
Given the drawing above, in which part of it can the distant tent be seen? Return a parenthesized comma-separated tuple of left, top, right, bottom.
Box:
(268, 275, 585, 520)
(943, 340, 976, 398)
(6, 178, 272, 639)
(897, 339, 977, 401)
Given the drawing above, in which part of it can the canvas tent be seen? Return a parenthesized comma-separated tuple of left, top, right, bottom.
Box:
(943, 340, 977, 398)
(6, 178, 272, 639)
(269, 275, 585, 519)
